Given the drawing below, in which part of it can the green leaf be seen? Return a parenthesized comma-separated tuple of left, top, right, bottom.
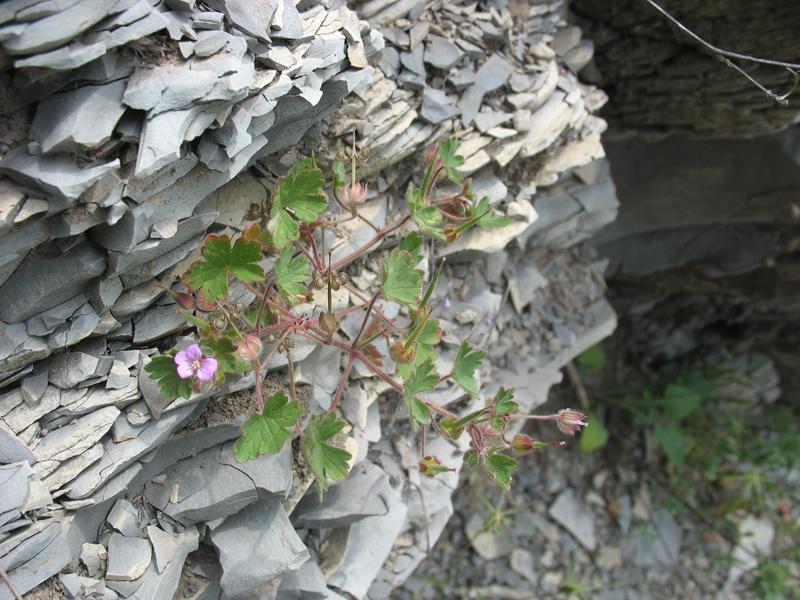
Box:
(144, 354, 193, 400)
(663, 383, 701, 420)
(411, 318, 441, 366)
(302, 413, 352, 498)
(244, 305, 272, 328)
(267, 157, 327, 249)
(399, 232, 424, 264)
(185, 235, 264, 301)
(381, 248, 423, 307)
(407, 185, 445, 239)
(234, 391, 303, 462)
(452, 341, 486, 397)
(439, 137, 465, 183)
(274, 247, 311, 303)
(484, 451, 518, 489)
(577, 344, 606, 370)
(489, 386, 518, 430)
(655, 424, 685, 467)
(401, 358, 438, 427)
(201, 335, 249, 376)
(580, 415, 609, 452)
(474, 197, 512, 229)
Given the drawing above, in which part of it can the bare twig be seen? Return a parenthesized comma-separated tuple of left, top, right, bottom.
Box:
(565, 361, 591, 409)
(0, 565, 22, 600)
(643, 0, 800, 105)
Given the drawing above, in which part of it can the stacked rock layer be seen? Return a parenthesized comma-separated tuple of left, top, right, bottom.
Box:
(0, 0, 619, 598)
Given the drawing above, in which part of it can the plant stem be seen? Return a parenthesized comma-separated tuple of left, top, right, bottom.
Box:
(0, 565, 22, 600)
(330, 214, 411, 272)
(331, 356, 355, 411)
(287, 351, 296, 403)
(345, 284, 400, 331)
(509, 413, 558, 421)
(351, 293, 380, 348)
(419, 258, 445, 309)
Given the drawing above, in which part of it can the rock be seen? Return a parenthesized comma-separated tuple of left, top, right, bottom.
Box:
(19, 369, 48, 406)
(80, 542, 107, 578)
(66, 402, 203, 499)
(277, 561, 327, 598)
(127, 526, 198, 599)
(132, 304, 188, 344)
(47, 352, 101, 388)
(510, 548, 537, 585)
(31, 405, 119, 474)
(0, 147, 119, 201)
(596, 545, 622, 570)
(107, 498, 140, 538)
(548, 488, 597, 551)
(0, 519, 70, 599)
(420, 87, 459, 124)
(465, 513, 510, 560)
(627, 509, 682, 568)
(143, 440, 292, 525)
(1, 385, 60, 434)
(106, 360, 131, 390)
(727, 514, 774, 585)
(0, 428, 35, 465)
(209, 495, 309, 598)
(327, 480, 407, 598)
(261, 45, 297, 71)
(42, 441, 103, 492)
(0, 239, 106, 323)
(458, 54, 514, 126)
(294, 460, 391, 528)
(0, 461, 33, 522)
(424, 35, 462, 70)
(30, 79, 127, 153)
(147, 525, 179, 573)
(106, 532, 153, 581)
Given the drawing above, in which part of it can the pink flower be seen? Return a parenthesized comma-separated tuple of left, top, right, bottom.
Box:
(556, 409, 588, 436)
(341, 181, 368, 205)
(174, 344, 218, 382)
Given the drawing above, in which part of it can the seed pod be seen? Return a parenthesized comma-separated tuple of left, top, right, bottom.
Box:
(331, 278, 340, 291)
(284, 337, 295, 349)
(267, 334, 276, 343)
(337, 272, 349, 285)
(319, 312, 339, 337)
(313, 273, 325, 290)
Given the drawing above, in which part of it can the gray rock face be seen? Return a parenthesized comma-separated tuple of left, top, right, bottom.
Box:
(0, 519, 70, 600)
(548, 488, 597, 551)
(30, 79, 128, 153)
(106, 532, 152, 581)
(0, 147, 120, 201)
(294, 460, 391, 528)
(0, 428, 35, 465)
(144, 440, 292, 525)
(210, 495, 309, 598)
(0, 240, 106, 323)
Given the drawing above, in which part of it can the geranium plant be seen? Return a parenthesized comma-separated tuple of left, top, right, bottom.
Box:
(145, 137, 587, 496)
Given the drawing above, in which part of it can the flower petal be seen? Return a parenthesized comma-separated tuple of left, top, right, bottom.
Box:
(196, 357, 218, 381)
(174, 350, 190, 365)
(186, 343, 203, 361)
(176, 362, 195, 379)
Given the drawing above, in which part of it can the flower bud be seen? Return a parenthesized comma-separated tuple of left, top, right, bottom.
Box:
(235, 335, 262, 361)
(175, 292, 195, 310)
(556, 409, 588, 436)
(390, 341, 416, 364)
(419, 455, 452, 477)
(511, 434, 542, 454)
(444, 226, 460, 243)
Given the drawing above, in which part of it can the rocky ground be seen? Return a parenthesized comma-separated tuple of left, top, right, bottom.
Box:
(395, 348, 797, 600)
